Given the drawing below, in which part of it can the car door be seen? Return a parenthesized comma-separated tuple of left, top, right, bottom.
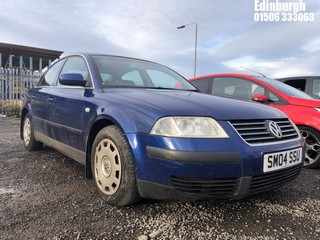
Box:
(311, 78, 320, 99)
(30, 59, 66, 140)
(47, 56, 92, 163)
(210, 77, 265, 101)
(211, 77, 288, 109)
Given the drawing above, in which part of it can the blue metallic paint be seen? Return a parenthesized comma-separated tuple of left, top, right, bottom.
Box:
(21, 53, 304, 202)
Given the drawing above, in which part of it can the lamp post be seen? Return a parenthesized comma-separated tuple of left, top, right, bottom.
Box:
(177, 22, 198, 78)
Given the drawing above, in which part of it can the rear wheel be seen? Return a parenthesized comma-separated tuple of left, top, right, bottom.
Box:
(91, 125, 140, 206)
(22, 113, 42, 151)
(299, 126, 320, 169)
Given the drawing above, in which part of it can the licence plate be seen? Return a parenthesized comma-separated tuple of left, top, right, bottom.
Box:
(263, 148, 302, 173)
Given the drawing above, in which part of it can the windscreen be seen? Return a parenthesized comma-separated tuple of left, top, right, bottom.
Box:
(92, 56, 197, 91)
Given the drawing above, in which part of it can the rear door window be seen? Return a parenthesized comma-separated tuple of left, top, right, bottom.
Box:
(312, 79, 320, 99)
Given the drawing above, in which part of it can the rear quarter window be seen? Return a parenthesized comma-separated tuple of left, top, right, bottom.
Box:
(191, 78, 211, 93)
(283, 79, 306, 91)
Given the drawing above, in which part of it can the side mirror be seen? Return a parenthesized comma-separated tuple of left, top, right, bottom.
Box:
(59, 73, 87, 87)
(252, 94, 268, 103)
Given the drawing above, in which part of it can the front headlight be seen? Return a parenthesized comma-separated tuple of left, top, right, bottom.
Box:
(150, 117, 229, 138)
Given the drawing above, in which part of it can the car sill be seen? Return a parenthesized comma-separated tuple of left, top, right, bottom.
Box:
(35, 131, 86, 165)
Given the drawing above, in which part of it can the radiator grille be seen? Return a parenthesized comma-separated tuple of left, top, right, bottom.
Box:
(229, 119, 299, 144)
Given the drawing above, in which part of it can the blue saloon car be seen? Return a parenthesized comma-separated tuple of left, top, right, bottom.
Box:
(21, 53, 304, 206)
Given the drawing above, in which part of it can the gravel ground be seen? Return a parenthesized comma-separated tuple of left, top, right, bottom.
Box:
(0, 116, 320, 240)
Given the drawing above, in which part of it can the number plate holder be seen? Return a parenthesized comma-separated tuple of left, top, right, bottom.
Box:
(263, 148, 302, 173)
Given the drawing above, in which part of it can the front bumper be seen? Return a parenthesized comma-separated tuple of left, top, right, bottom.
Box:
(137, 164, 302, 202)
(127, 132, 304, 202)
(146, 146, 241, 163)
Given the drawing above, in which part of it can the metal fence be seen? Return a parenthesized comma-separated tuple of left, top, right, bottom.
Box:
(0, 67, 39, 116)
(0, 53, 53, 117)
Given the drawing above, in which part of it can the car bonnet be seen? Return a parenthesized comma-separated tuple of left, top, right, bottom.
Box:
(107, 88, 286, 121)
(287, 96, 320, 108)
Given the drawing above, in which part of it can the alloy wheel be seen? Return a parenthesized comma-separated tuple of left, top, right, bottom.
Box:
(301, 129, 320, 166)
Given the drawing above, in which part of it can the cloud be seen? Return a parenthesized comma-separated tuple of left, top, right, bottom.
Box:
(222, 53, 320, 78)
(0, 0, 320, 79)
(302, 37, 320, 52)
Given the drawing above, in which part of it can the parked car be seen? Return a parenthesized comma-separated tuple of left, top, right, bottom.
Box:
(277, 76, 320, 99)
(21, 55, 305, 206)
(189, 73, 319, 169)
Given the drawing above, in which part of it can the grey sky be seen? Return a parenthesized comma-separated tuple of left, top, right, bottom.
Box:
(1, 0, 319, 78)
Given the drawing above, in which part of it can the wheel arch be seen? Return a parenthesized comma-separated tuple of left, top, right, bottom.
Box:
(296, 124, 320, 169)
(296, 124, 320, 133)
(85, 116, 129, 178)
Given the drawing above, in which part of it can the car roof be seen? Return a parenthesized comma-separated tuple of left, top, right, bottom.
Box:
(189, 73, 262, 81)
(60, 52, 161, 65)
(277, 76, 320, 80)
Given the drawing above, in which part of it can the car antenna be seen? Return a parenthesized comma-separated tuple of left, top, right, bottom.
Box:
(240, 66, 266, 77)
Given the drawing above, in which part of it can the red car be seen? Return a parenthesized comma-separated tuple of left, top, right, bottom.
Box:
(189, 73, 320, 169)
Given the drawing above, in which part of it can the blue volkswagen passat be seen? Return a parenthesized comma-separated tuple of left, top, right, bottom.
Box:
(21, 53, 305, 206)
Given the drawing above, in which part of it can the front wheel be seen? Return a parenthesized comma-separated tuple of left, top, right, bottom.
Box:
(299, 126, 320, 169)
(22, 113, 42, 151)
(91, 125, 140, 206)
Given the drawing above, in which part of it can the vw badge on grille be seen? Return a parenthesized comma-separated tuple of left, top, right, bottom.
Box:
(268, 121, 282, 139)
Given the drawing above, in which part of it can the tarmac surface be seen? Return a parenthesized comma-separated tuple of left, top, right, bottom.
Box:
(0, 116, 319, 240)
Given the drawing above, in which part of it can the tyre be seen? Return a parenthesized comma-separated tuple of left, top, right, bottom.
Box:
(22, 113, 42, 151)
(299, 126, 320, 169)
(91, 125, 140, 206)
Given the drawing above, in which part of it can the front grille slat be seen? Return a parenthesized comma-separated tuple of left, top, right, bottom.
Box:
(171, 176, 241, 198)
(229, 118, 299, 144)
(249, 164, 302, 195)
(171, 164, 302, 200)
(285, 133, 300, 138)
(245, 136, 276, 141)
